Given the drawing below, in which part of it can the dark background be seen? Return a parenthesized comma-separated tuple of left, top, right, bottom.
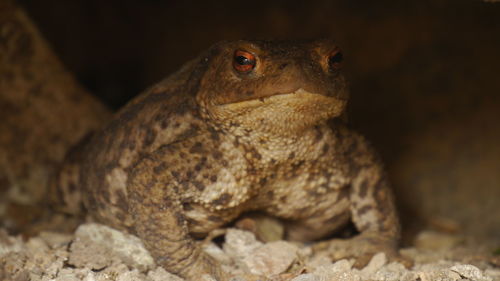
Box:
(19, 0, 500, 242)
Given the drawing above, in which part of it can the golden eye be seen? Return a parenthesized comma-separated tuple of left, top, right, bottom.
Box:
(328, 48, 343, 72)
(233, 50, 256, 73)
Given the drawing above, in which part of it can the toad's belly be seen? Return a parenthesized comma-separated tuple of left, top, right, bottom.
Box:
(260, 172, 352, 221)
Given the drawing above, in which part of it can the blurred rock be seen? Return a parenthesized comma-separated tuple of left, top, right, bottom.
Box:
(0, 0, 110, 212)
(235, 215, 285, 242)
(414, 231, 464, 251)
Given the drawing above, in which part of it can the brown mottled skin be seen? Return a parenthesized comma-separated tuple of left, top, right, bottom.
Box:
(53, 40, 404, 280)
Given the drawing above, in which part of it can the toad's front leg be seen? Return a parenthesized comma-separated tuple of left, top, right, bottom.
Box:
(314, 140, 411, 268)
(127, 154, 227, 281)
(315, 164, 409, 267)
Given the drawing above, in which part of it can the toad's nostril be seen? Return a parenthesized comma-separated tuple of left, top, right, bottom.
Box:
(279, 63, 288, 70)
(328, 50, 343, 72)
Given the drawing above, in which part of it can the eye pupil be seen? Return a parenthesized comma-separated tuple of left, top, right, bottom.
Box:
(236, 55, 251, 65)
(233, 50, 256, 72)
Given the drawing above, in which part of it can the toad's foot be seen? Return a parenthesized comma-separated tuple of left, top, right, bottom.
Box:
(179, 252, 270, 281)
(313, 234, 413, 268)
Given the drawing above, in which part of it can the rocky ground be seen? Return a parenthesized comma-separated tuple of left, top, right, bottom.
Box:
(1, 222, 498, 281)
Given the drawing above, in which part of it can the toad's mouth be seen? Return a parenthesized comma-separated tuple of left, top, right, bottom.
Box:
(218, 88, 341, 107)
(214, 88, 346, 120)
(255, 88, 317, 103)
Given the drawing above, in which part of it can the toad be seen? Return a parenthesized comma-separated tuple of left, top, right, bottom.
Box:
(52, 39, 406, 280)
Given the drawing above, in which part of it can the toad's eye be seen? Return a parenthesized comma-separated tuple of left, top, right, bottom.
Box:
(233, 50, 256, 73)
(328, 49, 343, 72)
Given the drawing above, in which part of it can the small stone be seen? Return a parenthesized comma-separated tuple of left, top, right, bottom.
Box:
(0, 253, 30, 281)
(223, 229, 263, 260)
(361, 252, 387, 277)
(81, 271, 99, 281)
(313, 261, 361, 281)
(114, 269, 146, 281)
(56, 268, 94, 281)
(484, 268, 500, 280)
(42, 250, 67, 278)
(305, 254, 332, 273)
(416, 270, 460, 281)
(330, 259, 353, 272)
(69, 223, 154, 271)
(400, 271, 420, 281)
(26, 237, 50, 253)
(371, 262, 407, 281)
(450, 264, 492, 281)
(38, 231, 73, 248)
(243, 241, 299, 276)
(414, 262, 461, 281)
(291, 273, 319, 281)
(203, 242, 232, 265)
(0, 230, 24, 256)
